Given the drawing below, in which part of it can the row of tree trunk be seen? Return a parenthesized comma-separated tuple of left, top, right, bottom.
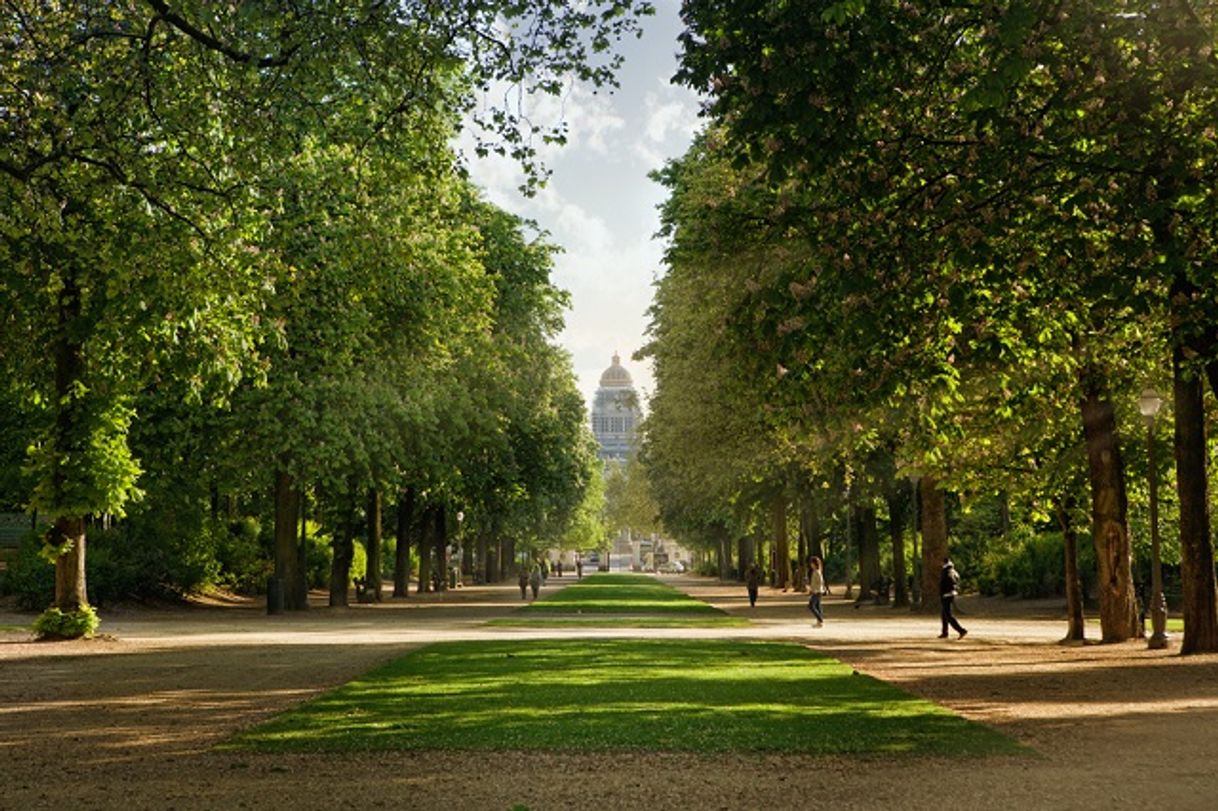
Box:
(267, 479, 527, 610)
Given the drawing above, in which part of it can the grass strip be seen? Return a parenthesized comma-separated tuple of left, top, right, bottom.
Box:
(486, 615, 749, 628)
(224, 638, 1023, 756)
(521, 573, 721, 615)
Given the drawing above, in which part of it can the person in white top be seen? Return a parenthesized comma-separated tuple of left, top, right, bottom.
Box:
(808, 556, 825, 627)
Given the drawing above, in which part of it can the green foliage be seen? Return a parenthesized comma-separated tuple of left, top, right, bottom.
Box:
(224, 638, 1023, 755)
(1, 532, 54, 610)
(27, 397, 143, 520)
(976, 529, 1096, 600)
(214, 517, 271, 593)
(603, 455, 661, 536)
(85, 524, 220, 606)
(1, 0, 652, 612)
(33, 605, 100, 640)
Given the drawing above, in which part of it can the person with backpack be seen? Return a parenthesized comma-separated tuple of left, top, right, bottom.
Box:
(939, 557, 968, 639)
(745, 562, 761, 608)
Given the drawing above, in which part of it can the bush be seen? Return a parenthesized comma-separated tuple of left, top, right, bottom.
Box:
(33, 605, 100, 640)
(215, 516, 271, 593)
(1, 531, 54, 610)
(86, 521, 221, 605)
(977, 529, 1096, 599)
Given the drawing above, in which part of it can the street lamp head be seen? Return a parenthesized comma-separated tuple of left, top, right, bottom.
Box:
(456, 511, 465, 524)
(1137, 388, 1163, 420)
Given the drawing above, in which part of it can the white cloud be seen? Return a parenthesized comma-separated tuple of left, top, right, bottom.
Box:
(459, 2, 698, 413)
(631, 82, 701, 170)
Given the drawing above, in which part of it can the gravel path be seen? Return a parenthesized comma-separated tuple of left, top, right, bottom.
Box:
(2, 577, 1216, 810)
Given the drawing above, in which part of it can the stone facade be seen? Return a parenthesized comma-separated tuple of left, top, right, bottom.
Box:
(590, 352, 642, 463)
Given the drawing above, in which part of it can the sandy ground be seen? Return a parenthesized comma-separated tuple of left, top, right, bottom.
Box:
(2, 577, 1217, 810)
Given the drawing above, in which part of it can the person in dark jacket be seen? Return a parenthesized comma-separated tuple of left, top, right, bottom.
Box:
(745, 563, 761, 607)
(939, 557, 967, 639)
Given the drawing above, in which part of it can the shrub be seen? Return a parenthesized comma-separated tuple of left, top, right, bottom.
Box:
(1, 531, 54, 610)
(215, 516, 271, 593)
(33, 605, 100, 640)
(86, 522, 221, 605)
(977, 529, 1096, 599)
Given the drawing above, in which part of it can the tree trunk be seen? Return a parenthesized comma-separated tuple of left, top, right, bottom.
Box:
(717, 523, 731, 581)
(274, 470, 306, 610)
(296, 489, 309, 604)
(416, 506, 434, 593)
(772, 496, 790, 590)
(1057, 495, 1085, 642)
(488, 521, 500, 583)
(393, 487, 415, 597)
(503, 536, 516, 580)
(856, 505, 880, 599)
(433, 503, 448, 591)
(796, 490, 811, 569)
(886, 486, 909, 608)
(808, 498, 824, 560)
(1080, 374, 1138, 642)
(364, 487, 383, 602)
(1174, 341, 1218, 653)
(736, 536, 748, 580)
(50, 516, 88, 611)
(49, 269, 89, 612)
(919, 477, 948, 614)
(473, 533, 485, 584)
(329, 485, 356, 607)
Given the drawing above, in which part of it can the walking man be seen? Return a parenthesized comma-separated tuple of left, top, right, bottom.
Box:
(939, 556, 967, 639)
(745, 562, 761, 608)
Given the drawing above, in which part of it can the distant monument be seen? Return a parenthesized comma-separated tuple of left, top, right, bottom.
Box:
(590, 352, 642, 463)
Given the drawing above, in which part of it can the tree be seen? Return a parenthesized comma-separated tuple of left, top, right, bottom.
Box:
(673, 1, 1218, 646)
(2, 0, 652, 631)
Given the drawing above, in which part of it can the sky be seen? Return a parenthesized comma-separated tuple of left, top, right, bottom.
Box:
(462, 1, 701, 412)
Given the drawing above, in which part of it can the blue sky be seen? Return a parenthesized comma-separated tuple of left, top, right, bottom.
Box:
(463, 1, 701, 410)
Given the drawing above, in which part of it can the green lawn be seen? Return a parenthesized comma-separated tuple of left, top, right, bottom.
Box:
(520, 573, 722, 615)
(224, 638, 1023, 756)
(0, 624, 29, 633)
(487, 615, 749, 628)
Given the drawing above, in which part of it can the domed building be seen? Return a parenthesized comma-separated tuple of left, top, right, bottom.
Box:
(591, 352, 643, 463)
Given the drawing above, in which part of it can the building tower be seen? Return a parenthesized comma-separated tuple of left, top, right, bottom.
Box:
(590, 352, 643, 463)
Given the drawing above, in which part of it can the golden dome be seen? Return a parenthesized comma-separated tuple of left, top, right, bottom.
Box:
(598, 352, 633, 388)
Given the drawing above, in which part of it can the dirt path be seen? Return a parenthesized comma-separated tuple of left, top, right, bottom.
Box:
(2, 577, 1216, 809)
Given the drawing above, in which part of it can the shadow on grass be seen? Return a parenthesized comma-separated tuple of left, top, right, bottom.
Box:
(224, 639, 1024, 756)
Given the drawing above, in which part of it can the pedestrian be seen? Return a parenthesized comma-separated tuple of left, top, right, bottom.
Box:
(808, 556, 825, 627)
(745, 562, 761, 608)
(939, 556, 968, 639)
(518, 568, 529, 600)
(529, 565, 542, 599)
(557, 560, 563, 578)
(576, 559, 583, 579)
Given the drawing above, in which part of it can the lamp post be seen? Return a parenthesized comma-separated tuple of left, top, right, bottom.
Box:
(1137, 388, 1169, 650)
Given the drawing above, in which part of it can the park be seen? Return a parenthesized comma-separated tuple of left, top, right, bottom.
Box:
(2, 573, 1217, 808)
(5, 3, 1218, 809)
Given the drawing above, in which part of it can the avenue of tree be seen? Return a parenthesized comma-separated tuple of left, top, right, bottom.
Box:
(637, 1, 1218, 652)
(1, 1, 653, 633)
